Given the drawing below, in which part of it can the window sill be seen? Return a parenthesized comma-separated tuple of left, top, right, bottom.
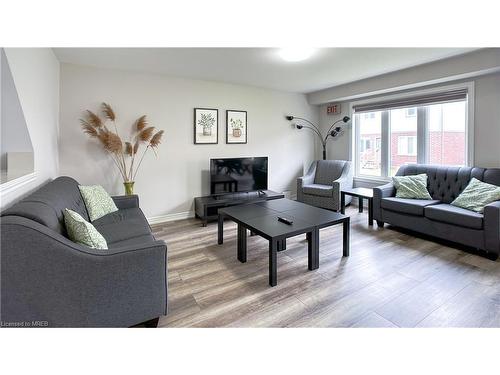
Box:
(354, 176, 390, 187)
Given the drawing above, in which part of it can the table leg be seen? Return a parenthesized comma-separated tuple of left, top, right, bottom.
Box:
(277, 239, 287, 251)
(343, 217, 350, 257)
(237, 224, 247, 263)
(359, 197, 363, 213)
(269, 239, 278, 287)
(217, 214, 224, 244)
(308, 228, 319, 270)
(340, 192, 346, 214)
(368, 198, 374, 226)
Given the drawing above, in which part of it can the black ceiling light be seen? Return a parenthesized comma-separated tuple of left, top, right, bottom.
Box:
(285, 115, 351, 160)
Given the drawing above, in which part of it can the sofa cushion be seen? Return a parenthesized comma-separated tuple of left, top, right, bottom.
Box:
(395, 164, 500, 203)
(92, 208, 152, 244)
(425, 204, 484, 229)
(108, 234, 156, 249)
(63, 209, 108, 249)
(303, 184, 333, 197)
(393, 174, 432, 200)
(79, 185, 118, 221)
(381, 197, 441, 216)
(451, 178, 500, 213)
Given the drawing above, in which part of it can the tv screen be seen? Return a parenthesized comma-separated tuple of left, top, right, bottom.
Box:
(210, 157, 268, 195)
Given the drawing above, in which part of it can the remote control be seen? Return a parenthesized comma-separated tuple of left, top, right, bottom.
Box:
(277, 216, 293, 225)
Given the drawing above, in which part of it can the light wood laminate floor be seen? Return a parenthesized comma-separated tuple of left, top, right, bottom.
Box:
(152, 206, 500, 328)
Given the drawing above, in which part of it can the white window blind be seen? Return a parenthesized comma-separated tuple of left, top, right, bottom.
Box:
(352, 88, 467, 113)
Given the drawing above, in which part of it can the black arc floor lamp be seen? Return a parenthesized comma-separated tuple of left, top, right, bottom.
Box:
(286, 115, 350, 160)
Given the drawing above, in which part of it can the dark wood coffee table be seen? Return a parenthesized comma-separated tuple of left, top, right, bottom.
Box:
(218, 199, 350, 286)
(341, 187, 374, 226)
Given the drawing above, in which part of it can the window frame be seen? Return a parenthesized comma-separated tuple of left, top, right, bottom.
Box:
(350, 82, 474, 184)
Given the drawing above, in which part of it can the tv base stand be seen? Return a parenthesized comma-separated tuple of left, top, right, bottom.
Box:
(194, 190, 284, 227)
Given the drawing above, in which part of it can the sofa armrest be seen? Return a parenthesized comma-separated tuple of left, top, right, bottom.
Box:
(297, 163, 316, 188)
(112, 194, 139, 210)
(484, 201, 500, 255)
(373, 182, 395, 221)
(297, 162, 317, 201)
(1, 216, 167, 327)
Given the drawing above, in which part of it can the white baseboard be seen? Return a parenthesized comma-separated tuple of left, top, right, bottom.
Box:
(148, 211, 195, 225)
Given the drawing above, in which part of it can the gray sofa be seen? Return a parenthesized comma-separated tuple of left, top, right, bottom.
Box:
(297, 160, 353, 211)
(0, 176, 167, 327)
(373, 164, 500, 258)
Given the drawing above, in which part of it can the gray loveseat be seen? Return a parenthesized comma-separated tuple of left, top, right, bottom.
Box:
(373, 164, 500, 258)
(1, 176, 167, 327)
(297, 160, 353, 211)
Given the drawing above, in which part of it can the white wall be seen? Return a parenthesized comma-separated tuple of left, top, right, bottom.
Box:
(308, 49, 500, 105)
(0, 48, 60, 209)
(1, 49, 34, 172)
(59, 64, 318, 219)
(317, 73, 500, 171)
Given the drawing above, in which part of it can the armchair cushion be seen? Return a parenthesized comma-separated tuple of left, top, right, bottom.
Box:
(314, 160, 345, 185)
(92, 208, 152, 244)
(381, 197, 441, 216)
(425, 204, 484, 229)
(303, 184, 333, 197)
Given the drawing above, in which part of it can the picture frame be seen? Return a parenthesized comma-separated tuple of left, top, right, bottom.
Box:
(194, 108, 218, 144)
(226, 110, 247, 144)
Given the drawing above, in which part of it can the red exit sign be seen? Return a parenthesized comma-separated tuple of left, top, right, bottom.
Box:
(327, 103, 341, 115)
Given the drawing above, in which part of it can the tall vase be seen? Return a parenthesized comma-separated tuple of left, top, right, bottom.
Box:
(124, 181, 135, 195)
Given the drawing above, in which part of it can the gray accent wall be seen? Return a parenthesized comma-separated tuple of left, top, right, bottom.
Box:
(58, 63, 319, 219)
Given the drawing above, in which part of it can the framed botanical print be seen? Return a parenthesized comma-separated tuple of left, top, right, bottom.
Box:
(226, 110, 247, 144)
(194, 108, 218, 144)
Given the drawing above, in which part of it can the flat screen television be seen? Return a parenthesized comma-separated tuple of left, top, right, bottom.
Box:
(210, 157, 268, 195)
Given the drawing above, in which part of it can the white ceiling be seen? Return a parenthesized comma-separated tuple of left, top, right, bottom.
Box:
(53, 48, 478, 94)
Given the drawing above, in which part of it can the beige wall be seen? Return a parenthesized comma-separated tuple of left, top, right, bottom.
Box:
(59, 64, 319, 219)
(1, 48, 60, 209)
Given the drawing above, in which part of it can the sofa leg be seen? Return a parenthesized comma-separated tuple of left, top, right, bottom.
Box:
(376, 220, 384, 228)
(144, 317, 159, 328)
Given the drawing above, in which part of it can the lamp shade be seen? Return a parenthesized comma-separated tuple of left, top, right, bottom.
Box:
(285, 115, 294, 121)
(342, 116, 350, 123)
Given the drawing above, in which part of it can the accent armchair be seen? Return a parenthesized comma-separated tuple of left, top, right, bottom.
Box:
(297, 160, 353, 211)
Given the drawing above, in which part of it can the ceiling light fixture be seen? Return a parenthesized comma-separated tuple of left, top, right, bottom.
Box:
(278, 48, 316, 62)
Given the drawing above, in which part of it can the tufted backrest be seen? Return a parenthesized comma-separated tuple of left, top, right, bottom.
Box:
(1, 176, 89, 236)
(314, 160, 347, 185)
(396, 164, 500, 203)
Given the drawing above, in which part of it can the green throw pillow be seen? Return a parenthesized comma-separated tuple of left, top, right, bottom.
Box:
(451, 178, 500, 213)
(392, 173, 432, 200)
(79, 185, 118, 221)
(63, 209, 108, 249)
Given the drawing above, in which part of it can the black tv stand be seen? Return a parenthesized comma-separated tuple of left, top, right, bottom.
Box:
(194, 190, 284, 227)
